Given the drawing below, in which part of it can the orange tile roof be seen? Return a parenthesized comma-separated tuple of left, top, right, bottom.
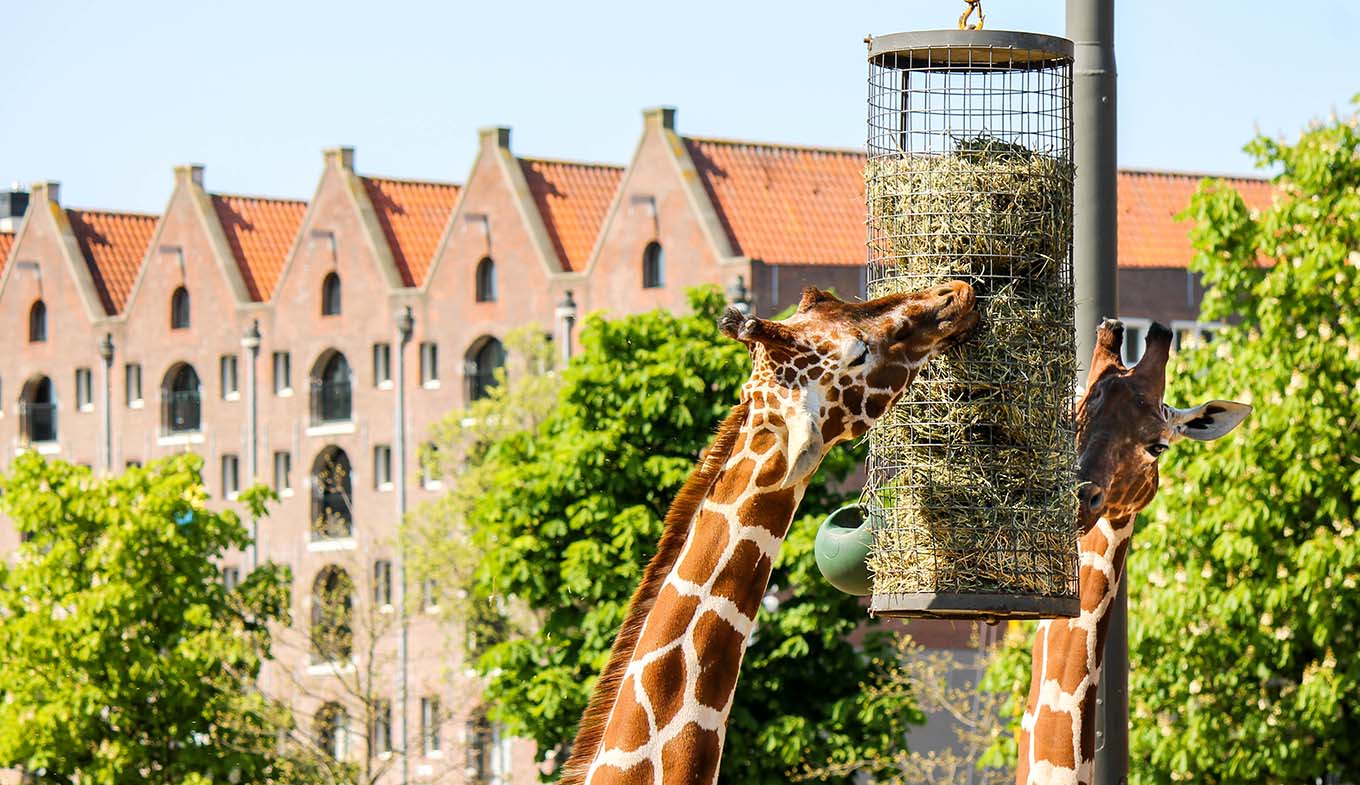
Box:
(361, 176, 460, 286)
(66, 209, 158, 314)
(519, 158, 623, 272)
(683, 137, 867, 267)
(0, 231, 13, 277)
(1117, 169, 1274, 269)
(211, 194, 307, 301)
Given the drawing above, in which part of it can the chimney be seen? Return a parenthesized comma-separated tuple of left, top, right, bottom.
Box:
(478, 126, 512, 152)
(643, 106, 677, 131)
(174, 164, 206, 188)
(324, 146, 355, 171)
(30, 180, 59, 205)
(0, 183, 29, 233)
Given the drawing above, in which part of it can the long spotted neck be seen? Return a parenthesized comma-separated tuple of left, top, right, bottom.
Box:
(572, 403, 814, 785)
(1017, 513, 1136, 785)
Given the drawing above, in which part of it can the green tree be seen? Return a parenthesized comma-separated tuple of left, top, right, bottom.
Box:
(0, 453, 310, 784)
(981, 100, 1360, 781)
(412, 287, 920, 783)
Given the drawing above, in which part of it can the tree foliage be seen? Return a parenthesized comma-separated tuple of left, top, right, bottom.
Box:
(981, 100, 1360, 782)
(0, 453, 306, 784)
(414, 286, 921, 783)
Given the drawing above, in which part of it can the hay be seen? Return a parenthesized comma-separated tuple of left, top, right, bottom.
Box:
(863, 137, 1079, 603)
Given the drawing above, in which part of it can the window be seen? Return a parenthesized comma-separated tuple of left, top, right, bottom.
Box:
(75, 368, 93, 411)
(20, 376, 57, 443)
(421, 696, 441, 756)
(374, 444, 392, 489)
(311, 351, 352, 423)
(475, 257, 497, 302)
(420, 442, 440, 488)
(274, 451, 292, 494)
(125, 459, 142, 469)
(125, 363, 143, 406)
(311, 447, 353, 539)
(315, 702, 349, 760)
(642, 242, 664, 289)
(311, 567, 354, 662)
(1120, 318, 1150, 365)
(372, 700, 393, 756)
(420, 342, 439, 386)
(466, 714, 494, 784)
(220, 355, 239, 399)
(373, 560, 393, 607)
(321, 272, 341, 316)
(221, 454, 240, 498)
(170, 286, 190, 329)
(222, 566, 241, 592)
(161, 364, 202, 433)
(422, 577, 439, 611)
(273, 351, 291, 395)
(373, 342, 392, 386)
(28, 300, 46, 342)
(466, 337, 505, 402)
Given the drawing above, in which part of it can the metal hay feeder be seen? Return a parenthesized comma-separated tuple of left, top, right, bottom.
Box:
(861, 29, 1079, 620)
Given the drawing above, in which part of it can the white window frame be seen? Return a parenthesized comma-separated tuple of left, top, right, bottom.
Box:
(273, 351, 292, 396)
(274, 450, 292, 496)
(220, 354, 239, 400)
(125, 363, 143, 408)
(221, 454, 240, 499)
(75, 368, 93, 412)
(373, 342, 392, 388)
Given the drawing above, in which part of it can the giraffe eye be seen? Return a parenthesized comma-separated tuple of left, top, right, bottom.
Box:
(848, 348, 868, 367)
(1147, 442, 1169, 458)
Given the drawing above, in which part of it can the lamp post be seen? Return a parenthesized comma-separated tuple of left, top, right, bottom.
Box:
(241, 320, 261, 571)
(555, 290, 578, 366)
(727, 275, 752, 317)
(97, 333, 114, 473)
(393, 305, 414, 785)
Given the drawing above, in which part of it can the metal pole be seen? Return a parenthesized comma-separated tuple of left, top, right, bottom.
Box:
(98, 333, 114, 473)
(242, 321, 261, 572)
(394, 306, 414, 785)
(1067, 0, 1123, 782)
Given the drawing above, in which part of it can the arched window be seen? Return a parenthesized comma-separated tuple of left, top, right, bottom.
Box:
(311, 567, 354, 663)
(642, 242, 664, 289)
(28, 300, 46, 342)
(466, 337, 505, 403)
(475, 257, 497, 302)
(170, 286, 190, 329)
(315, 702, 350, 759)
(161, 364, 201, 433)
(310, 351, 352, 423)
(19, 376, 56, 444)
(311, 446, 353, 539)
(321, 272, 342, 316)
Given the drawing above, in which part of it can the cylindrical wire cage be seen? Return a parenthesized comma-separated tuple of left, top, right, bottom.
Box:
(863, 30, 1079, 620)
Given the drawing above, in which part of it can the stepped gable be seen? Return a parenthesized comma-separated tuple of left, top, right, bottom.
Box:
(210, 194, 308, 301)
(67, 209, 159, 314)
(360, 176, 461, 287)
(518, 157, 623, 272)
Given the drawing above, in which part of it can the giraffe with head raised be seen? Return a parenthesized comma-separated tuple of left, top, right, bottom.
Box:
(1017, 319, 1251, 785)
(559, 282, 979, 785)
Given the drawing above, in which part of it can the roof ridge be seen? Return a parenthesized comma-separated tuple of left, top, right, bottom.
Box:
(210, 191, 309, 206)
(361, 173, 463, 189)
(683, 134, 864, 156)
(66, 207, 161, 219)
(518, 155, 626, 170)
(1118, 166, 1270, 183)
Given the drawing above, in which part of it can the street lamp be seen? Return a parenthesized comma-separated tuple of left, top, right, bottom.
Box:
(727, 275, 751, 317)
(393, 304, 414, 785)
(97, 333, 114, 472)
(241, 320, 261, 570)
(555, 290, 578, 365)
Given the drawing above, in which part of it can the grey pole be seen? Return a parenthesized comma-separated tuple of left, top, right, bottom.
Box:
(394, 306, 414, 785)
(555, 290, 578, 366)
(1067, 0, 1124, 782)
(97, 333, 114, 473)
(241, 320, 262, 572)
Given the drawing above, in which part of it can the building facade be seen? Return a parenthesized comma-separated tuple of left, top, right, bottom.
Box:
(0, 107, 1272, 784)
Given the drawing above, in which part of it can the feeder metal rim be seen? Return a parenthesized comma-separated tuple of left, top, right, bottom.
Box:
(869, 591, 1080, 620)
(867, 29, 1073, 70)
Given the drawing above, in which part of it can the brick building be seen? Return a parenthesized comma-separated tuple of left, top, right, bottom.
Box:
(0, 107, 1271, 783)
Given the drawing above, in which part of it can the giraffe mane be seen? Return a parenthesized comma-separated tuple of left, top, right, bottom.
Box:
(559, 401, 751, 785)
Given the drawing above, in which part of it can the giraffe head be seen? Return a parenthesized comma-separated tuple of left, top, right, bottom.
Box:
(1074, 318, 1250, 525)
(719, 282, 978, 487)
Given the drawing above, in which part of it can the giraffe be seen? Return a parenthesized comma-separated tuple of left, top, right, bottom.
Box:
(559, 282, 980, 785)
(1017, 318, 1252, 785)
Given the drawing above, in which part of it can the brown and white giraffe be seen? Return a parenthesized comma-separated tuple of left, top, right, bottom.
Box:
(559, 283, 979, 785)
(1017, 319, 1251, 785)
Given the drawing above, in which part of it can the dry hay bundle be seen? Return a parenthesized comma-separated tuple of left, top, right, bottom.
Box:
(863, 138, 1079, 601)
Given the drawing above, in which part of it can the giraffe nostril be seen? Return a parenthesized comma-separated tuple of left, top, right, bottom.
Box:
(1079, 484, 1106, 514)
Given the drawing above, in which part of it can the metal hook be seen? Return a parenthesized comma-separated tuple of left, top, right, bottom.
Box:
(959, 0, 984, 30)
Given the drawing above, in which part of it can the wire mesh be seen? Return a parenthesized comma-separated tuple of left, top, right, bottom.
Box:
(863, 31, 1079, 619)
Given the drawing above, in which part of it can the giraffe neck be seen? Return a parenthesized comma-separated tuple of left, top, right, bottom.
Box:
(565, 403, 811, 785)
(1018, 514, 1136, 785)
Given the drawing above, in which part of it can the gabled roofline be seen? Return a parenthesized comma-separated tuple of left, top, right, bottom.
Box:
(13, 182, 120, 324)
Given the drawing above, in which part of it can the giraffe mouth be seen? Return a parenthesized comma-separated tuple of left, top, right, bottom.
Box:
(936, 309, 982, 351)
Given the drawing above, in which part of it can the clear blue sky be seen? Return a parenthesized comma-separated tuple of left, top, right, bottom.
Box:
(5, 1, 1357, 214)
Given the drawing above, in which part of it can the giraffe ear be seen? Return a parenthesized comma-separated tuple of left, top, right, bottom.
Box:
(783, 395, 826, 487)
(1165, 400, 1252, 442)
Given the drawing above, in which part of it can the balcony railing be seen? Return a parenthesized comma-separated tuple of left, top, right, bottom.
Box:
(161, 390, 202, 434)
(310, 379, 352, 425)
(18, 402, 57, 444)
